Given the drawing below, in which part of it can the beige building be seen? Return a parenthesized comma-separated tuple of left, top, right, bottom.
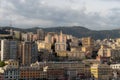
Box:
(82, 37, 94, 47)
(55, 31, 67, 51)
(55, 43, 66, 51)
(116, 38, 120, 45)
(82, 59, 100, 64)
(81, 37, 94, 57)
(5, 59, 19, 68)
(56, 51, 68, 57)
(97, 45, 112, 57)
(98, 45, 120, 62)
(31, 61, 91, 79)
(45, 31, 67, 52)
(71, 46, 81, 52)
(37, 41, 52, 51)
(45, 32, 56, 44)
(91, 64, 112, 80)
(68, 51, 85, 60)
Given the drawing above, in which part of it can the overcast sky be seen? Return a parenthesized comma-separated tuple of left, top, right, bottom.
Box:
(0, 0, 120, 30)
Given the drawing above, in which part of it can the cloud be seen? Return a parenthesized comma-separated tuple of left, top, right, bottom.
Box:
(0, 0, 120, 30)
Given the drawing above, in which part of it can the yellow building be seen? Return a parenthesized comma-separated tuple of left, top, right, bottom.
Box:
(45, 43, 52, 50)
(37, 41, 52, 51)
(37, 41, 46, 51)
(91, 64, 112, 80)
(56, 51, 68, 57)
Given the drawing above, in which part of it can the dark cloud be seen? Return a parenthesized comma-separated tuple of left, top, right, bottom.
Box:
(0, 0, 120, 30)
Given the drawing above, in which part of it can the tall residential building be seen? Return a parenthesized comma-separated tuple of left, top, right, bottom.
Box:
(22, 33, 35, 42)
(18, 41, 38, 66)
(81, 37, 94, 57)
(1, 40, 9, 61)
(9, 41, 18, 59)
(45, 32, 55, 44)
(1, 40, 18, 61)
(55, 31, 67, 51)
(37, 29, 45, 40)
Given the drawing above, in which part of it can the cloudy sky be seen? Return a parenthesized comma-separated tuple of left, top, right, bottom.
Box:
(0, 0, 120, 30)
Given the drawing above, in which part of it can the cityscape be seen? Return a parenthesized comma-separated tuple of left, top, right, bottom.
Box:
(0, 27, 119, 80)
(1, 0, 120, 80)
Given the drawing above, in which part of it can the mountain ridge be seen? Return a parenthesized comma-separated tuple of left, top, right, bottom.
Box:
(1, 26, 120, 39)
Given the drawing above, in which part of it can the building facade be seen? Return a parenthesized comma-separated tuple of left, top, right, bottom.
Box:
(91, 64, 112, 80)
(1, 40, 18, 61)
(37, 29, 45, 40)
(18, 41, 38, 66)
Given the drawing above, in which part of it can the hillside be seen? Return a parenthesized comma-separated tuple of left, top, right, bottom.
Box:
(0, 29, 9, 34)
(43, 27, 120, 39)
(1, 26, 120, 39)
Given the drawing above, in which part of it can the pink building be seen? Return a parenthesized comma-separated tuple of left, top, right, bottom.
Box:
(45, 31, 67, 51)
(55, 31, 67, 51)
(45, 32, 57, 43)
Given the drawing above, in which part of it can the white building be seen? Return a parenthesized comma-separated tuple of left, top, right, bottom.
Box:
(110, 64, 120, 70)
(4, 66, 19, 80)
(1, 40, 9, 61)
(0, 65, 19, 80)
(1, 40, 18, 61)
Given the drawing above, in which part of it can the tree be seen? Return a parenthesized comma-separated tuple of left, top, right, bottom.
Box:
(0, 61, 5, 67)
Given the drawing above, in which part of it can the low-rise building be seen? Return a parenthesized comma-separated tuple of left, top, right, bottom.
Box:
(5, 59, 19, 68)
(110, 64, 120, 70)
(47, 68, 65, 80)
(4, 68, 19, 80)
(31, 62, 89, 79)
(20, 67, 47, 80)
(110, 64, 120, 78)
(91, 64, 112, 80)
(67, 51, 85, 60)
(56, 51, 68, 57)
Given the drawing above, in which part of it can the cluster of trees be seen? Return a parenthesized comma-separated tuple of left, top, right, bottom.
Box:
(0, 61, 5, 67)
